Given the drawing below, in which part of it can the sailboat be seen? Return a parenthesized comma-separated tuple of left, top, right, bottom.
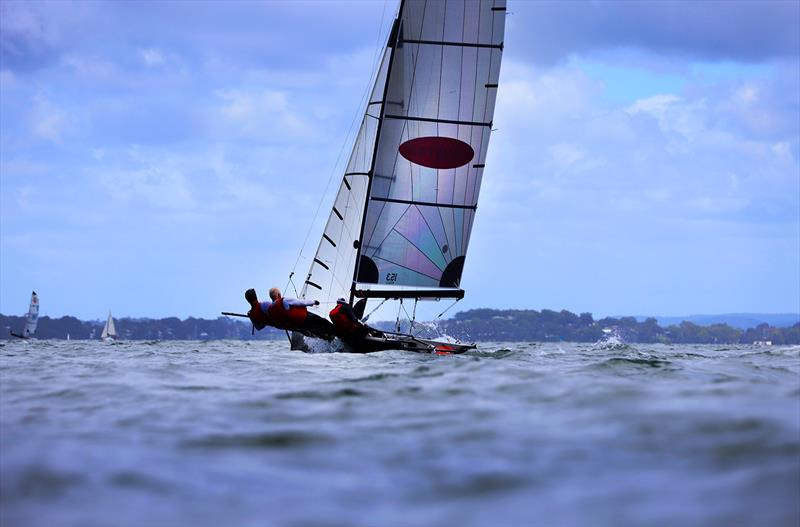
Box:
(100, 311, 119, 342)
(291, 0, 506, 353)
(10, 291, 39, 339)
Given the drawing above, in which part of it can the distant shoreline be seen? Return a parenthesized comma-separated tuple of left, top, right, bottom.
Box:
(2, 310, 798, 344)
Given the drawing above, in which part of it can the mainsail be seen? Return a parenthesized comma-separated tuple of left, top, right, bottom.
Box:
(301, 0, 506, 312)
(24, 291, 39, 337)
(101, 311, 117, 340)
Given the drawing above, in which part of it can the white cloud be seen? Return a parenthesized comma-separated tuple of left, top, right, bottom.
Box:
(141, 48, 165, 67)
(626, 94, 707, 143)
(485, 56, 798, 234)
(213, 88, 314, 140)
(549, 143, 604, 177)
(0, 69, 16, 89)
(31, 93, 66, 143)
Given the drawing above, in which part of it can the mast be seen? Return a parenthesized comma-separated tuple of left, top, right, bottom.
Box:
(350, 0, 406, 305)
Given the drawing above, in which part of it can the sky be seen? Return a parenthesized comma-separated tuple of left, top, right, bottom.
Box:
(1, 0, 798, 321)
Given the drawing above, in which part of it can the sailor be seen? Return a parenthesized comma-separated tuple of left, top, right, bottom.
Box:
(329, 298, 383, 342)
(245, 288, 273, 331)
(245, 287, 336, 340)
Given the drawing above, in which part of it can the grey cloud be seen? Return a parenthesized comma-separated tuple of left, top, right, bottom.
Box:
(0, 4, 57, 72)
(508, 0, 800, 65)
(0, 1, 393, 74)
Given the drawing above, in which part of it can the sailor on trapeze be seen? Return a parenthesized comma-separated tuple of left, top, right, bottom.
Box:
(245, 287, 336, 339)
(328, 297, 384, 346)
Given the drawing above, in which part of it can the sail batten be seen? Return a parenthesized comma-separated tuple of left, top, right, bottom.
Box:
(400, 38, 503, 50)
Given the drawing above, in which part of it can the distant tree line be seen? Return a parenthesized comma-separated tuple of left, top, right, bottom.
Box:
(0, 315, 285, 341)
(434, 309, 800, 344)
(2, 309, 798, 344)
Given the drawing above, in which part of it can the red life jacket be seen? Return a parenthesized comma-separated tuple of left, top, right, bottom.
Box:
(247, 300, 270, 330)
(329, 303, 360, 335)
(267, 298, 307, 328)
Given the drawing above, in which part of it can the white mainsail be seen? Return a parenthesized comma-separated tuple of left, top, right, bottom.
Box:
(101, 311, 118, 340)
(23, 291, 39, 337)
(301, 0, 506, 313)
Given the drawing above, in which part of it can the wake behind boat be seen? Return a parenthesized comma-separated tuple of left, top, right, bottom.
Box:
(229, 0, 505, 354)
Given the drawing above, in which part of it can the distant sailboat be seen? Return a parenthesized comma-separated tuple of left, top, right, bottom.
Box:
(10, 291, 39, 339)
(100, 311, 119, 342)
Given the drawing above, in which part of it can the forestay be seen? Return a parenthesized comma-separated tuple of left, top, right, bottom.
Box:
(301, 0, 506, 310)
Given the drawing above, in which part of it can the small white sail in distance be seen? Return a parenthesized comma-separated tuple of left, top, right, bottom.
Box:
(24, 291, 39, 337)
(101, 311, 118, 341)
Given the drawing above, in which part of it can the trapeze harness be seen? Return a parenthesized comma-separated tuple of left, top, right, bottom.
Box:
(267, 298, 308, 329)
(247, 300, 271, 331)
(329, 303, 360, 335)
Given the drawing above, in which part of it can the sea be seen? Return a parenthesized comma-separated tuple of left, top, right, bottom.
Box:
(1, 339, 798, 527)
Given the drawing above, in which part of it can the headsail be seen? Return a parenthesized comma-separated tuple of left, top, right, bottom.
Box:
(299, 47, 392, 309)
(301, 0, 506, 310)
(24, 291, 39, 337)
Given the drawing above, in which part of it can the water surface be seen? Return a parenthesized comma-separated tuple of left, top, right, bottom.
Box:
(1, 340, 798, 526)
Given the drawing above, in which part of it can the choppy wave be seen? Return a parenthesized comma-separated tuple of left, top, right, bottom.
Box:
(1, 339, 798, 527)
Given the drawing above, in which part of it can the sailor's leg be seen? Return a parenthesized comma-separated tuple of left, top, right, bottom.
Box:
(303, 313, 337, 340)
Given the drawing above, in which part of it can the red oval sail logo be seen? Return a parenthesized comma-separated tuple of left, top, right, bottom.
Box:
(399, 136, 474, 170)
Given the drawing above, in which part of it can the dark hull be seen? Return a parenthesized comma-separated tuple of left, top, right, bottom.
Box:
(353, 334, 475, 354)
(291, 331, 474, 354)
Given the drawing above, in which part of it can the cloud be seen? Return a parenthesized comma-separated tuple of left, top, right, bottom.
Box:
(31, 93, 66, 143)
(509, 0, 800, 65)
(626, 94, 707, 143)
(141, 48, 165, 67)
(487, 58, 798, 229)
(0, 3, 53, 71)
(97, 146, 196, 211)
(212, 88, 316, 141)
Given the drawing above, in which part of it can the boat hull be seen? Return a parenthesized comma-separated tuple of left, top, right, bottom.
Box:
(291, 331, 474, 354)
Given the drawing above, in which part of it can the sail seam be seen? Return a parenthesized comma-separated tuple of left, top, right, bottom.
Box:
(390, 223, 446, 272)
(415, 205, 449, 269)
(372, 255, 441, 281)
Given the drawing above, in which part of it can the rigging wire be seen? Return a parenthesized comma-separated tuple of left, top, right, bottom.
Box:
(409, 298, 418, 335)
(436, 298, 460, 319)
(395, 298, 403, 333)
(362, 297, 389, 322)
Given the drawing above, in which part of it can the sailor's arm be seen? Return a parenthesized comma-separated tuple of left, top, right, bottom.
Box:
(282, 298, 319, 309)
